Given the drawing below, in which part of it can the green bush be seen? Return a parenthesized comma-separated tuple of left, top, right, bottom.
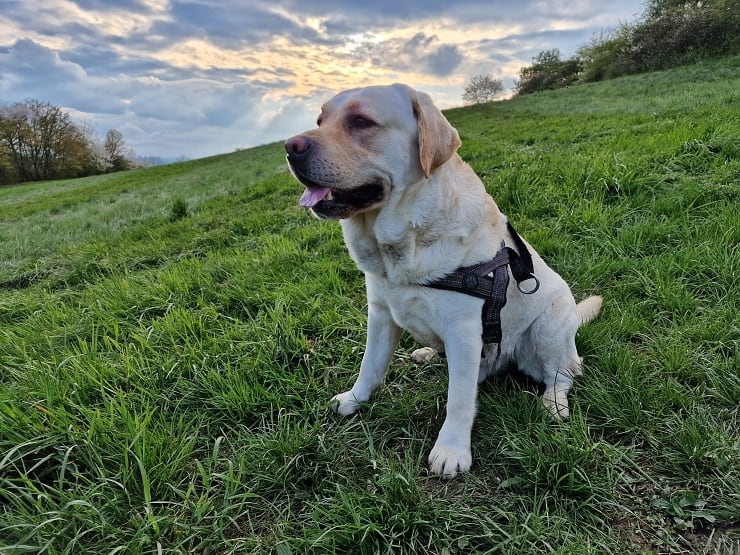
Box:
(578, 0, 740, 83)
(577, 27, 634, 82)
(514, 49, 581, 95)
(168, 197, 190, 221)
(632, 1, 738, 68)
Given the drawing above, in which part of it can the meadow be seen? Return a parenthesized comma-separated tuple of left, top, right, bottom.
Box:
(1, 56, 738, 554)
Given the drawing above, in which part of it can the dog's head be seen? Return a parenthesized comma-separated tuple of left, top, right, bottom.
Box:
(285, 83, 461, 220)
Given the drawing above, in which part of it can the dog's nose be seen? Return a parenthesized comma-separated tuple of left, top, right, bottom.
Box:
(285, 135, 311, 157)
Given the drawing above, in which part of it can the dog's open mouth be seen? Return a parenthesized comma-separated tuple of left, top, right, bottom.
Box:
(298, 180, 386, 219)
(299, 184, 384, 208)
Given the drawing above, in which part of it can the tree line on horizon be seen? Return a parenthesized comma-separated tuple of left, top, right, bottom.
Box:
(464, 0, 740, 103)
(0, 99, 143, 187)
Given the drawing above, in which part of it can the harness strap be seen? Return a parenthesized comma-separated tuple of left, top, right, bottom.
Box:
(504, 221, 536, 287)
(482, 262, 509, 344)
(424, 221, 539, 344)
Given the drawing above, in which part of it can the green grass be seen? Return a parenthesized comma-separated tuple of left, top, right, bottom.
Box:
(1, 57, 738, 554)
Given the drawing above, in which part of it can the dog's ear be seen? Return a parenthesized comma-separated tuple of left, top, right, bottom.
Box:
(410, 89, 461, 178)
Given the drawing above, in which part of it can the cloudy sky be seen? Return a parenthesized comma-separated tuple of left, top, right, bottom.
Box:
(0, 0, 644, 160)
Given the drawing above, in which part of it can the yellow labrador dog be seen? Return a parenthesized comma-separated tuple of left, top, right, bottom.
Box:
(285, 84, 602, 478)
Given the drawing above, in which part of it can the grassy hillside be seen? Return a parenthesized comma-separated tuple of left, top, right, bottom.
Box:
(1, 56, 738, 554)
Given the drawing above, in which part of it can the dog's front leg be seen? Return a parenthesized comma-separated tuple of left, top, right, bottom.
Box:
(331, 302, 401, 416)
(428, 331, 482, 478)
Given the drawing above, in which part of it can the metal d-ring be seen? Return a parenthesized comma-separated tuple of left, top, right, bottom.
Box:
(517, 274, 540, 294)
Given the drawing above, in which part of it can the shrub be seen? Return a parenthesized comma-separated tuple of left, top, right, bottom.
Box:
(578, 27, 634, 82)
(578, 0, 740, 82)
(168, 198, 190, 221)
(514, 50, 581, 95)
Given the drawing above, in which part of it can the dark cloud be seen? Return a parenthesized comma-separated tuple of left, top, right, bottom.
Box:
(149, 1, 334, 50)
(69, 0, 156, 10)
(300, 0, 642, 38)
(319, 18, 370, 37)
(282, 0, 477, 19)
(426, 45, 463, 76)
(62, 44, 174, 79)
(0, 39, 88, 94)
(348, 33, 463, 77)
(0, 38, 262, 124)
(0, 40, 134, 115)
(288, 0, 521, 38)
(474, 26, 612, 65)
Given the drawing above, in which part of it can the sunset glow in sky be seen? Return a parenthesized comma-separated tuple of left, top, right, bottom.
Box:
(0, 1, 644, 160)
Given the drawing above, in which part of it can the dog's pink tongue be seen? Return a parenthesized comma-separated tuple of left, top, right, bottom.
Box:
(299, 186, 331, 207)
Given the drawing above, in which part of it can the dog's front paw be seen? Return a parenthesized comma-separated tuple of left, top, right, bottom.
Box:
(428, 442, 472, 479)
(330, 391, 362, 416)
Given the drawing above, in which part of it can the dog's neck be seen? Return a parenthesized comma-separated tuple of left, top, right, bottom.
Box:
(340, 157, 506, 285)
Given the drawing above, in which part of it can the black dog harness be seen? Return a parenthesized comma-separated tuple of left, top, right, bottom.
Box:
(425, 222, 540, 345)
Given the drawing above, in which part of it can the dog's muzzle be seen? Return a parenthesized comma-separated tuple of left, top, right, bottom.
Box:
(285, 134, 387, 219)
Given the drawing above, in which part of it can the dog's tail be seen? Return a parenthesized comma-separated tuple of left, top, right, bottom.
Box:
(576, 295, 603, 326)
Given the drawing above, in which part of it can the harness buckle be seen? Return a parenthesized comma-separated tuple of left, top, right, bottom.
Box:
(516, 274, 540, 294)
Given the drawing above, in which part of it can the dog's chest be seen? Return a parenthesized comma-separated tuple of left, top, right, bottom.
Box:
(341, 215, 442, 284)
(368, 277, 449, 349)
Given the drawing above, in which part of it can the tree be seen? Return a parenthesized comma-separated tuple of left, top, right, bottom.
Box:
(462, 74, 505, 104)
(0, 141, 16, 185)
(0, 99, 99, 183)
(103, 129, 131, 172)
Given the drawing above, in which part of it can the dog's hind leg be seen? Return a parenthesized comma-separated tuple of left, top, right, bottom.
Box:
(520, 295, 584, 418)
(541, 358, 581, 418)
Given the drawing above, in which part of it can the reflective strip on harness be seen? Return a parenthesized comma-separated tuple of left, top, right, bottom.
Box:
(424, 222, 539, 344)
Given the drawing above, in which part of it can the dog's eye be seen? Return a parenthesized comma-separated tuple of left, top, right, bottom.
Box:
(348, 115, 376, 129)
